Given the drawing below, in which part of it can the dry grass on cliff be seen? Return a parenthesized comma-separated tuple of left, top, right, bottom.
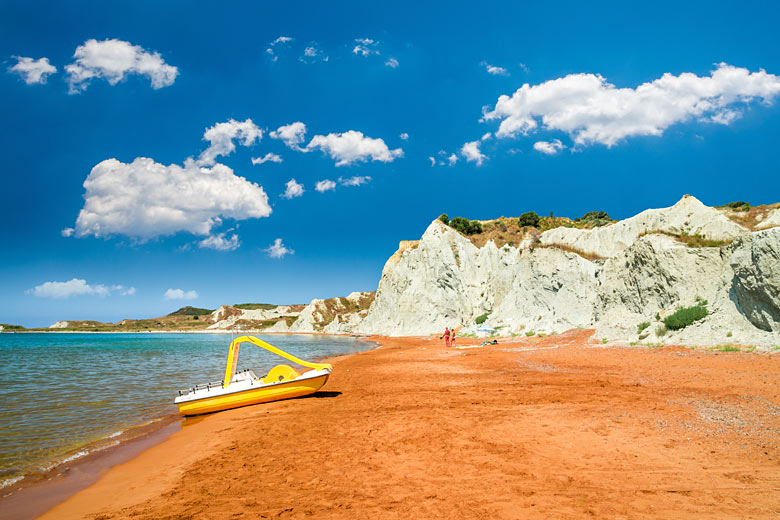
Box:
(718, 202, 780, 231)
(462, 217, 531, 248)
(232, 318, 281, 329)
(536, 243, 606, 261)
(463, 215, 614, 249)
(639, 230, 734, 248)
(447, 215, 608, 261)
(311, 292, 376, 330)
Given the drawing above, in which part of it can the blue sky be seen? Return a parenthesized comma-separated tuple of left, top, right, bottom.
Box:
(2, 0, 779, 327)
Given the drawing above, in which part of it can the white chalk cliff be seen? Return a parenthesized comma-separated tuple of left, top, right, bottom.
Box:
(208, 305, 302, 330)
(353, 196, 780, 347)
(287, 292, 374, 334)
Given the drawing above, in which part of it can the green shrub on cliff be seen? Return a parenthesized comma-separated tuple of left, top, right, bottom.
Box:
(723, 201, 750, 211)
(575, 210, 613, 227)
(449, 217, 483, 235)
(438, 213, 449, 225)
(663, 304, 708, 331)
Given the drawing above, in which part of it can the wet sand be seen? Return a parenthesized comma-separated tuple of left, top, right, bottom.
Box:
(37, 331, 780, 519)
(0, 419, 182, 520)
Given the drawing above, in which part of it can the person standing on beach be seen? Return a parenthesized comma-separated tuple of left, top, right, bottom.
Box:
(443, 327, 450, 347)
(450, 330, 456, 348)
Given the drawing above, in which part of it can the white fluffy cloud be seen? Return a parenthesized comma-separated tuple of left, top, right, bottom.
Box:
(198, 119, 262, 166)
(385, 58, 399, 68)
(429, 156, 436, 166)
(460, 140, 487, 166)
(164, 288, 198, 300)
(252, 152, 283, 165)
(8, 56, 57, 84)
(65, 38, 178, 93)
(267, 122, 402, 167)
(533, 139, 566, 155)
(484, 63, 508, 76)
(448, 153, 458, 166)
(483, 63, 780, 147)
(198, 232, 240, 251)
(353, 38, 379, 57)
(282, 178, 304, 199)
(315, 179, 336, 192)
(74, 157, 271, 240)
(266, 36, 293, 61)
(339, 175, 371, 186)
(313, 176, 372, 192)
(265, 238, 293, 258)
(305, 130, 403, 166)
(61, 227, 75, 237)
(29, 279, 135, 298)
(270, 122, 307, 149)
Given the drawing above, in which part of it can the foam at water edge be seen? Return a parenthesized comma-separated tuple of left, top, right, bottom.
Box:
(0, 475, 24, 490)
(38, 441, 121, 473)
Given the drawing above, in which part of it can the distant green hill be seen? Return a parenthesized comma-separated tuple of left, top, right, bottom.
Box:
(233, 303, 278, 310)
(0, 323, 25, 330)
(167, 306, 215, 316)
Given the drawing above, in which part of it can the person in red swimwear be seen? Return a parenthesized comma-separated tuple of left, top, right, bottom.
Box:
(443, 327, 450, 347)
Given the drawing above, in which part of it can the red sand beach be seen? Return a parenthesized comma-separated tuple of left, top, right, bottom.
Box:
(30, 330, 780, 519)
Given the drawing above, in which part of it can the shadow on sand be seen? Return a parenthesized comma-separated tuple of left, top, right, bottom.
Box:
(296, 390, 342, 399)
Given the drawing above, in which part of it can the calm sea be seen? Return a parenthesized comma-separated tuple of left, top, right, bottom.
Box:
(0, 333, 374, 489)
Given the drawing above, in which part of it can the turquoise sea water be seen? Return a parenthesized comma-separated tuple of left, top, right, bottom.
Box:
(0, 333, 373, 488)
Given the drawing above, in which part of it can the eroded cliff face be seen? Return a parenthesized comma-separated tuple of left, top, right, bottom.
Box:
(354, 221, 603, 336)
(286, 292, 375, 334)
(355, 196, 780, 347)
(729, 230, 780, 332)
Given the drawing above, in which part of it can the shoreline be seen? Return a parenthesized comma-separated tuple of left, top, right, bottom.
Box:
(29, 344, 373, 520)
(0, 334, 379, 520)
(0, 415, 182, 520)
(10, 331, 780, 519)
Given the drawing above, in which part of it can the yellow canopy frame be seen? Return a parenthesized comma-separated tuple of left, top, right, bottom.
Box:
(223, 335, 333, 388)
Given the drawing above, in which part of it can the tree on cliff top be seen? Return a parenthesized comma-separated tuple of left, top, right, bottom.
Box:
(518, 211, 540, 228)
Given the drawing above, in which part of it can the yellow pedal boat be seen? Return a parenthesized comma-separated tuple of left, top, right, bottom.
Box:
(174, 335, 332, 416)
